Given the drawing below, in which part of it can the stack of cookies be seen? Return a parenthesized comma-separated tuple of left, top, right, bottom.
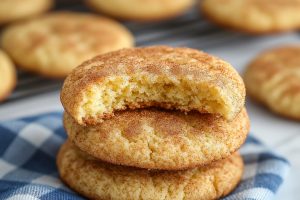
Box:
(58, 46, 250, 200)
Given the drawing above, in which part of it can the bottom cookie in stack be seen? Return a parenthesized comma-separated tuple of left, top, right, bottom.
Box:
(57, 141, 243, 200)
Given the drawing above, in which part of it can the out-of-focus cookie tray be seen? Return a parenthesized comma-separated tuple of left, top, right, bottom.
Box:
(3, 0, 254, 104)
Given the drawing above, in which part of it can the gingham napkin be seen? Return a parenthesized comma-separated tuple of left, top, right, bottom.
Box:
(0, 112, 290, 200)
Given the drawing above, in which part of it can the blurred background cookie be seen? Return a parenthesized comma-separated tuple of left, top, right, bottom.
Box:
(201, 0, 300, 34)
(64, 108, 249, 170)
(1, 12, 134, 78)
(244, 46, 300, 120)
(57, 140, 243, 200)
(0, 50, 16, 102)
(0, 0, 52, 25)
(61, 46, 245, 125)
(86, 0, 195, 21)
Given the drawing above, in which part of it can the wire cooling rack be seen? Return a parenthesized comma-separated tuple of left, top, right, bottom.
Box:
(4, 0, 255, 104)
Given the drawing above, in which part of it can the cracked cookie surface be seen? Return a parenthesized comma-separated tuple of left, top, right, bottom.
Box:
(245, 46, 300, 120)
(57, 140, 243, 200)
(61, 46, 245, 125)
(1, 12, 134, 78)
(201, 0, 300, 34)
(64, 108, 249, 170)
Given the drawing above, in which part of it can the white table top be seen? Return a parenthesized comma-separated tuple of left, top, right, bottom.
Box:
(0, 33, 299, 199)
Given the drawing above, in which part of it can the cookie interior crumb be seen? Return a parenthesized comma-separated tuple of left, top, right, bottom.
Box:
(80, 74, 230, 123)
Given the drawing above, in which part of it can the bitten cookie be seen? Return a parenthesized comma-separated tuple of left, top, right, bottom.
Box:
(1, 12, 134, 78)
(201, 0, 300, 34)
(245, 46, 300, 120)
(61, 46, 245, 125)
(64, 108, 249, 170)
(0, 50, 16, 102)
(57, 141, 244, 200)
(86, 0, 195, 21)
(0, 0, 52, 25)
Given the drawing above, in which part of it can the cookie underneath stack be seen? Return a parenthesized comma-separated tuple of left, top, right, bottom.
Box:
(58, 141, 244, 200)
(58, 46, 249, 200)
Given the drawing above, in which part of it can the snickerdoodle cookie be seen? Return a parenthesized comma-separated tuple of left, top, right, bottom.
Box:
(61, 46, 245, 125)
(63, 108, 249, 170)
(245, 46, 300, 120)
(0, 0, 52, 25)
(1, 12, 134, 78)
(57, 141, 243, 200)
(0, 50, 16, 102)
(86, 0, 195, 21)
(201, 0, 300, 34)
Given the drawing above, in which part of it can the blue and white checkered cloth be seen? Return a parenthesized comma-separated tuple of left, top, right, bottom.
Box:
(0, 112, 290, 200)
